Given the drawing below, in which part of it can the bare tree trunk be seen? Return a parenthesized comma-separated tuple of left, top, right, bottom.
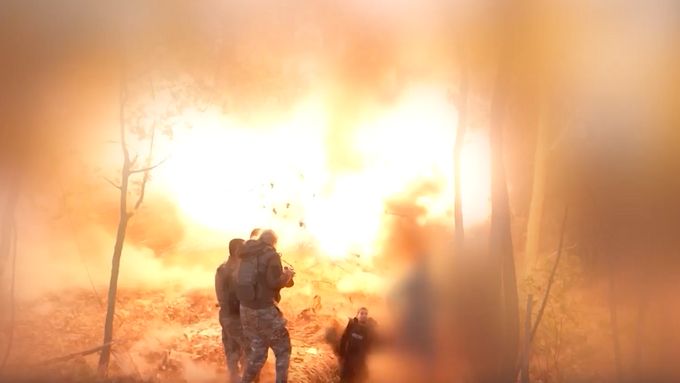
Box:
(453, 47, 468, 254)
(97, 175, 129, 375)
(633, 289, 648, 380)
(523, 106, 547, 275)
(529, 206, 568, 344)
(0, 177, 19, 278)
(512, 206, 569, 381)
(489, 54, 520, 381)
(97, 71, 159, 376)
(520, 294, 534, 383)
(608, 270, 624, 383)
(0, 175, 19, 372)
(98, 77, 131, 376)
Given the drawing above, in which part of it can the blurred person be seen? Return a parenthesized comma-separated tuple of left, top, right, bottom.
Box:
(388, 254, 434, 356)
(215, 238, 248, 382)
(384, 254, 438, 382)
(236, 229, 295, 383)
(338, 307, 378, 383)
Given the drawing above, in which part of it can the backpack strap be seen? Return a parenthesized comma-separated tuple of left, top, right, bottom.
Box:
(254, 248, 276, 300)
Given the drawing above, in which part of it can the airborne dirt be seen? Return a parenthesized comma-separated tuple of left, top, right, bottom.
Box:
(2, 258, 386, 383)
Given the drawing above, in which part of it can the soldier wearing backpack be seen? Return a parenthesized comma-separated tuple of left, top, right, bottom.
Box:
(236, 229, 295, 383)
(215, 238, 249, 382)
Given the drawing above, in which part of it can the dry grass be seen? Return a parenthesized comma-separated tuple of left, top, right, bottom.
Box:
(0, 283, 378, 382)
(0, 252, 385, 382)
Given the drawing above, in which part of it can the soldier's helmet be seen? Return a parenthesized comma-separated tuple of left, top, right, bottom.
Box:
(260, 229, 278, 247)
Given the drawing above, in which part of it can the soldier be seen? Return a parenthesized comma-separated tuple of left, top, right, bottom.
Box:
(236, 229, 295, 383)
(215, 238, 248, 382)
(338, 307, 377, 383)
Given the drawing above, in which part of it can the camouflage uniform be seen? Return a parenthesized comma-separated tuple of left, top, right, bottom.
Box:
(219, 308, 248, 382)
(216, 238, 249, 382)
(240, 305, 291, 383)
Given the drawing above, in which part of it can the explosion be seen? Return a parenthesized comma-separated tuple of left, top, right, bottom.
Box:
(7, 1, 676, 382)
(157, 85, 490, 261)
(1, 77, 493, 382)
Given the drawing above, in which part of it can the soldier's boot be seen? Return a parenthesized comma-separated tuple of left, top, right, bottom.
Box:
(272, 327, 292, 383)
(226, 336, 242, 382)
(241, 337, 267, 383)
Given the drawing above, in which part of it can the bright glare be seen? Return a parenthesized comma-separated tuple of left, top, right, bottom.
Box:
(156, 86, 490, 259)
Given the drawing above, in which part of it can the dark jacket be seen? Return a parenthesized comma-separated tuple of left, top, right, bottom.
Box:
(338, 317, 377, 383)
(238, 239, 293, 309)
(339, 318, 376, 362)
(215, 238, 244, 316)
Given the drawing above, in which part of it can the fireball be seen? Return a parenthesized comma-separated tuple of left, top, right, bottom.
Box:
(156, 85, 490, 259)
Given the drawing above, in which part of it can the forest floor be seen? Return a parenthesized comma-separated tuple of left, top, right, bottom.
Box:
(1, 284, 378, 383)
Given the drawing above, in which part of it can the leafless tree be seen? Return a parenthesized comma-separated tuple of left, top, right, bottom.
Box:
(97, 67, 167, 375)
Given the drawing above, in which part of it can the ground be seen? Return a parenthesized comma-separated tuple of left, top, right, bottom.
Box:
(1, 286, 371, 382)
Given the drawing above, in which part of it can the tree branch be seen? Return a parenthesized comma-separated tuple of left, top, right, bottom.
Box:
(384, 210, 410, 218)
(119, 68, 129, 165)
(129, 156, 167, 175)
(103, 177, 122, 190)
(129, 154, 139, 169)
(36, 341, 117, 366)
(133, 123, 157, 210)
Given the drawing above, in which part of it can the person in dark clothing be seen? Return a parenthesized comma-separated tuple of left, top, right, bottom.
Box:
(388, 256, 434, 358)
(215, 238, 248, 382)
(238, 229, 295, 383)
(339, 307, 377, 383)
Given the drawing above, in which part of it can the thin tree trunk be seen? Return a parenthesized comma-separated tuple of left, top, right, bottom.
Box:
(453, 47, 468, 254)
(633, 289, 648, 380)
(513, 206, 568, 381)
(97, 66, 159, 376)
(98, 74, 131, 376)
(0, 174, 20, 372)
(521, 294, 534, 383)
(609, 270, 623, 383)
(0, 176, 19, 277)
(529, 206, 568, 343)
(489, 49, 519, 382)
(97, 166, 130, 375)
(523, 106, 547, 276)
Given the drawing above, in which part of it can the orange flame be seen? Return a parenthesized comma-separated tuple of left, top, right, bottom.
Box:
(156, 85, 490, 259)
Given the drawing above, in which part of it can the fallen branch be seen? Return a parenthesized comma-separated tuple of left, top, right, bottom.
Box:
(34, 341, 117, 366)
